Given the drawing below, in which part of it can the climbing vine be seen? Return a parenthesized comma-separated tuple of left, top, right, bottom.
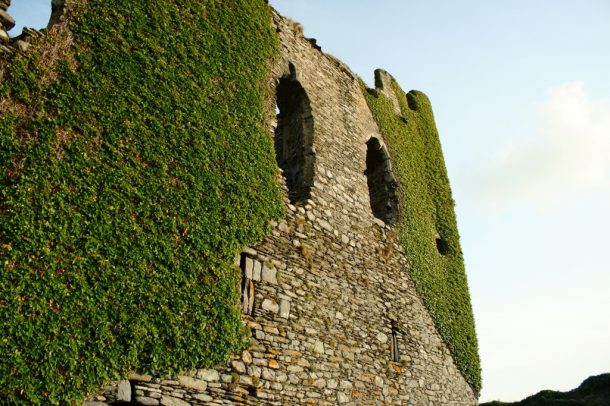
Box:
(362, 71, 481, 393)
(0, 0, 283, 404)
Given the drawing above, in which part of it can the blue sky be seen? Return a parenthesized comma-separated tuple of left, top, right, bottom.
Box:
(8, 0, 610, 402)
(265, 1, 610, 402)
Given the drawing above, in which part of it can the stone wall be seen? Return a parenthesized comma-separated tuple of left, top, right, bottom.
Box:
(1, 2, 477, 404)
(84, 8, 477, 406)
(364, 137, 400, 225)
(0, 0, 17, 54)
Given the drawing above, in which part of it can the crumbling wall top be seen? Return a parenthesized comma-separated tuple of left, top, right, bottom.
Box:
(0, 0, 65, 57)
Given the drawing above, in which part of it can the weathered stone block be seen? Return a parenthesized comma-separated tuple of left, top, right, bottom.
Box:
(135, 397, 160, 406)
(252, 261, 262, 281)
(128, 372, 153, 382)
(244, 256, 254, 279)
(13, 39, 29, 53)
(261, 298, 279, 313)
(0, 9, 14, 30)
(0, 29, 9, 45)
(247, 364, 262, 377)
(117, 380, 132, 402)
(195, 369, 219, 382)
(313, 340, 324, 354)
(231, 360, 246, 374)
(337, 392, 350, 403)
(262, 368, 275, 381)
(177, 376, 207, 391)
(279, 299, 290, 318)
(241, 350, 252, 364)
(192, 393, 212, 401)
(261, 263, 277, 284)
(160, 395, 189, 406)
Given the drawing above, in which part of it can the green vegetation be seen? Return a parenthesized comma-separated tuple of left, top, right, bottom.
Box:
(481, 373, 610, 406)
(362, 71, 481, 392)
(0, 0, 282, 404)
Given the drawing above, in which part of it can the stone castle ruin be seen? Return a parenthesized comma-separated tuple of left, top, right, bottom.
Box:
(1, 2, 478, 405)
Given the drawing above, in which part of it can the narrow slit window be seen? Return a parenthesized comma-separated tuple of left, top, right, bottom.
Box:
(390, 320, 401, 363)
(240, 254, 255, 315)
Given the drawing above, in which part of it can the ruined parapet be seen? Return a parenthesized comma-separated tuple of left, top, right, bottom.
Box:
(0, 0, 65, 59)
(49, 0, 65, 27)
(0, 0, 15, 55)
(375, 69, 405, 117)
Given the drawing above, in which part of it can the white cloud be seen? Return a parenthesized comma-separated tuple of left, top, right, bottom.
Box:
(474, 81, 610, 208)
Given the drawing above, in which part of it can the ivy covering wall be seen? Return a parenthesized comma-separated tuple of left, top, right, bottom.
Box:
(362, 71, 482, 393)
(0, 0, 283, 404)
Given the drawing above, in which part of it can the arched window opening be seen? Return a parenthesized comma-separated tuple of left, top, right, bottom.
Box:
(365, 138, 399, 225)
(275, 67, 315, 204)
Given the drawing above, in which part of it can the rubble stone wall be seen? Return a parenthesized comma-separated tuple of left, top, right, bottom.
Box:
(86, 9, 477, 406)
(1, 2, 477, 405)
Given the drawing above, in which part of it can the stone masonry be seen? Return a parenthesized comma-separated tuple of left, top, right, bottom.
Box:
(2, 3, 477, 405)
(85, 8, 477, 406)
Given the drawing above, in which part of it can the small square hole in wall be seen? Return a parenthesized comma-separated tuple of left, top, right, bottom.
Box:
(436, 237, 450, 256)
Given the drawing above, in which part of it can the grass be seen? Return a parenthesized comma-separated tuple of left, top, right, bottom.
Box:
(0, 0, 283, 404)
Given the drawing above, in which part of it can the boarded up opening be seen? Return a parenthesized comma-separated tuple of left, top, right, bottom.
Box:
(239, 254, 255, 316)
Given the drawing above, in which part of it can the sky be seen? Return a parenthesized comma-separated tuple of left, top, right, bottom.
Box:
(7, 0, 610, 403)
